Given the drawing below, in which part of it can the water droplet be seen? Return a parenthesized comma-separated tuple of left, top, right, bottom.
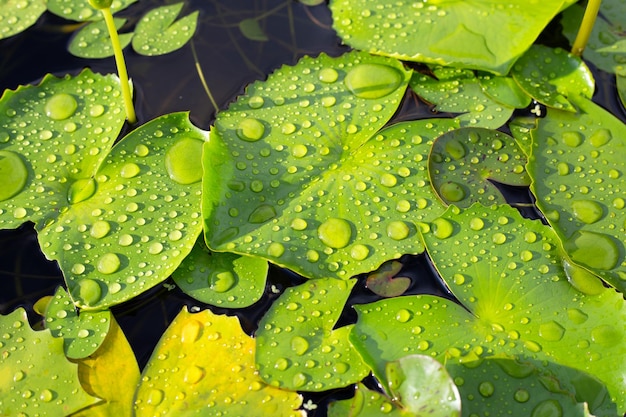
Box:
(564, 231, 619, 270)
(306, 250, 319, 262)
(439, 181, 465, 202)
(184, 365, 205, 384)
(181, 320, 202, 343)
(396, 200, 410, 213)
(119, 234, 134, 246)
(395, 308, 411, 323)
(562, 131, 583, 147)
(318, 218, 352, 248)
(97, 253, 121, 274)
(386, 221, 409, 240)
(237, 118, 265, 141)
(109, 282, 122, 294)
(318, 68, 338, 83)
(281, 123, 296, 134)
(165, 138, 203, 184)
(68, 178, 96, 204)
(268, 242, 285, 257)
(0, 150, 28, 202)
(539, 321, 565, 341)
(45, 93, 77, 120)
(77, 328, 89, 339)
(135, 144, 149, 157)
(291, 336, 309, 355)
(557, 162, 570, 176)
(248, 95, 264, 109)
(562, 260, 604, 295)
(445, 139, 466, 159)
(39, 388, 54, 402)
(514, 389, 530, 403)
(292, 372, 308, 388)
(292, 144, 308, 158)
(274, 358, 289, 370)
(344, 64, 403, 99)
(478, 381, 494, 397)
(333, 362, 349, 374)
(90, 220, 111, 239)
(524, 340, 542, 353)
(589, 128, 611, 147)
(591, 324, 621, 346)
(73, 279, 102, 306)
(210, 271, 235, 293)
(120, 162, 140, 179)
(571, 200, 603, 224)
(531, 400, 562, 417)
(350, 244, 369, 260)
(147, 388, 164, 405)
(248, 204, 276, 223)
(380, 173, 397, 187)
(492, 232, 507, 244)
(431, 218, 453, 239)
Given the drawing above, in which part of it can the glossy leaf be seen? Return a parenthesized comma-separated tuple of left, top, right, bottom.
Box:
(204, 51, 459, 280)
(477, 73, 532, 109)
(0, 0, 46, 39)
(511, 45, 595, 112)
(239, 18, 268, 41)
(68, 18, 133, 59)
(132, 3, 199, 56)
(365, 260, 411, 297)
(328, 383, 403, 417)
(0, 308, 99, 416)
(45, 286, 111, 359)
(256, 278, 369, 391)
(351, 204, 626, 411)
(429, 127, 531, 207)
(172, 237, 268, 308)
(70, 315, 140, 417)
(46, 0, 137, 22)
(330, 0, 571, 74)
(528, 95, 626, 292)
(134, 307, 303, 416)
(410, 67, 515, 128)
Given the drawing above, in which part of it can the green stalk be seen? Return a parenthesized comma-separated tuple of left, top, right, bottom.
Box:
(571, 0, 602, 57)
(89, 0, 136, 124)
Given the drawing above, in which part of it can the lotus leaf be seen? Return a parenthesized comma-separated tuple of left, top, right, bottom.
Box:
(328, 383, 403, 417)
(68, 17, 133, 59)
(0, 0, 46, 40)
(528, 95, 626, 292)
(255, 277, 370, 391)
(46, 0, 137, 22)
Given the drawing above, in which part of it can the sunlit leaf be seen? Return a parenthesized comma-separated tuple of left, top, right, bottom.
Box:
(134, 307, 303, 416)
(256, 278, 369, 391)
(172, 237, 268, 308)
(68, 18, 133, 59)
(238, 18, 268, 41)
(132, 2, 199, 56)
(528, 95, 626, 292)
(330, 0, 571, 74)
(351, 204, 626, 411)
(45, 286, 111, 359)
(410, 67, 515, 128)
(328, 383, 403, 417)
(0, 308, 99, 416)
(0, 0, 46, 39)
(511, 45, 594, 112)
(70, 315, 140, 417)
(429, 127, 530, 207)
(46, 0, 137, 22)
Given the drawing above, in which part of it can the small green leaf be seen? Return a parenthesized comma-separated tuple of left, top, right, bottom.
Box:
(256, 278, 370, 391)
(328, 383, 403, 417)
(0, 308, 99, 415)
(45, 286, 111, 359)
(172, 238, 268, 308)
(134, 307, 303, 416)
(477, 73, 532, 109)
(429, 127, 530, 207)
(68, 18, 133, 59)
(0, 0, 46, 39)
(238, 18, 268, 41)
(365, 260, 411, 297)
(132, 3, 199, 56)
(46, 0, 137, 22)
(511, 45, 595, 112)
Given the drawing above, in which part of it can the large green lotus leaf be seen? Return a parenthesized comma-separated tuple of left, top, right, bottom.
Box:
(429, 127, 530, 207)
(46, 0, 137, 22)
(511, 45, 594, 112)
(203, 51, 460, 280)
(351, 204, 626, 410)
(561, 1, 626, 74)
(0, 69, 125, 231)
(0, 308, 99, 415)
(172, 237, 268, 308)
(330, 0, 570, 75)
(328, 383, 404, 417)
(255, 277, 370, 391)
(132, 3, 199, 56)
(71, 315, 140, 417)
(68, 18, 133, 59)
(134, 307, 303, 417)
(528, 95, 626, 292)
(45, 286, 111, 359)
(0, 0, 46, 39)
(410, 67, 515, 128)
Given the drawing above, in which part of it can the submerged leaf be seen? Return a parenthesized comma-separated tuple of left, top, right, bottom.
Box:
(134, 307, 303, 416)
(239, 18, 268, 41)
(0, 0, 46, 39)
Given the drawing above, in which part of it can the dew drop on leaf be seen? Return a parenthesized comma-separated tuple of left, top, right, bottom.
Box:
(386, 221, 410, 240)
(67, 178, 97, 204)
(237, 118, 265, 141)
(0, 150, 28, 201)
(562, 260, 605, 295)
(290, 336, 309, 356)
(589, 128, 611, 147)
(165, 138, 204, 184)
(431, 218, 453, 239)
(538, 320, 565, 342)
(564, 231, 620, 270)
(318, 218, 352, 248)
(530, 399, 562, 417)
(120, 162, 141, 178)
(97, 253, 121, 274)
(90, 220, 111, 239)
(45, 93, 78, 120)
(73, 279, 102, 306)
(181, 320, 202, 343)
(439, 181, 465, 202)
(318, 68, 339, 83)
(571, 200, 604, 224)
(344, 64, 402, 99)
(350, 244, 370, 260)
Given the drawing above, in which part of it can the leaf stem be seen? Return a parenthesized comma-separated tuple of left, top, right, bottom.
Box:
(571, 0, 602, 57)
(190, 40, 219, 112)
(100, 7, 137, 124)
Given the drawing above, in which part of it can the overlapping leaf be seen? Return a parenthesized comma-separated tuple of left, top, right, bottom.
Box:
(46, 0, 137, 22)
(68, 18, 133, 59)
(528, 95, 626, 292)
(351, 204, 626, 411)
(0, 0, 46, 39)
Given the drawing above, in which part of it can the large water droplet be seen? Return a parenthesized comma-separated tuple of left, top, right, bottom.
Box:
(344, 64, 403, 99)
(478, 381, 494, 397)
(147, 388, 164, 405)
(562, 260, 604, 295)
(319, 68, 339, 83)
(237, 118, 265, 141)
(165, 138, 203, 184)
(45, 93, 77, 120)
(248, 204, 276, 223)
(97, 253, 121, 274)
(439, 181, 465, 202)
(68, 178, 97, 204)
(120, 162, 140, 179)
(90, 220, 111, 239)
(0, 150, 28, 202)
(445, 139, 466, 160)
(184, 365, 205, 384)
(73, 279, 102, 306)
(589, 128, 611, 147)
(564, 231, 620, 270)
(395, 308, 411, 323)
(531, 400, 562, 417)
(538, 320, 565, 341)
(571, 200, 603, 224)
(591, 324, 622, 346)
(431, 218, 453, 239)
(318, 218, 352, 248)
(387, 221, 409, 240)
(291, 336, 309, 355)
(181, 320, 202, 343)
(350, 244, 369, 260)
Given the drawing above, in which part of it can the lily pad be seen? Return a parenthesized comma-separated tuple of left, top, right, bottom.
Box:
(528, 95, 626, 291)
(204, 50, 459, 280)
(351, 204, 626, 410)
(328, 383, 403, 417)
(172, 237, 268, 308)
(0, 308, 99, 416)
(477, 73, 532, 109)
(255, 277, 370, 391)
(46, 0, 137, 22)
(132, 2, 199, 56)
(134, 307, 303, 416)
(365, 260, 411, 297)
(68, 17, 133, 59)
(239, 18, 268, 41)
(511, 45, 595, 112)
(0, 0, 46, 40)
(44, 286, 111, 359)
(429, 127, 531, 207)
(330, 0, 571, 74)
(410, 67, 515, 128)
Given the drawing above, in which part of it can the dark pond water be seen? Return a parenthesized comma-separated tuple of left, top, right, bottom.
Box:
(1, 0, 624, 415)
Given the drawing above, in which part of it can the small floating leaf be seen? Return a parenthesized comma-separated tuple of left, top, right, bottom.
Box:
(0, 0, 46, 39)
(134, 307, 303, 416)
(365, 260, 411, 297)
(132, 2, 199, 56)
(255, 278, 369, 391)
(328, 383, 403, 417)
(68, 18, 133, 59)
(46, 0, 137, 22)
(238, 18, 268, 41)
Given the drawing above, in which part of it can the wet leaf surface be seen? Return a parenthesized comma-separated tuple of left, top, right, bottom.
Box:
(0, 0, 46, 40)
(68, 18, 133, 59)
(46, 0, 137, 22)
